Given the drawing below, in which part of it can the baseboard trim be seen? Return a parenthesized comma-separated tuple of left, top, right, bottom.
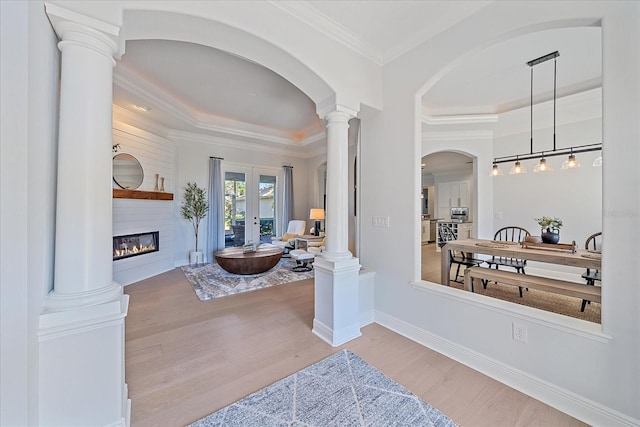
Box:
(359, 310, 374, 327)
(374, 310, 639, 427)
(313, 318, 361, 347)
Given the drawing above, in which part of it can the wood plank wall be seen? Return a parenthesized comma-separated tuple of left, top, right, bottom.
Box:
(113, 121, 175, 285)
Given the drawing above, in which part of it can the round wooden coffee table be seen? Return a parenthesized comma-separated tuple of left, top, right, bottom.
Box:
(214, 244, 284, 275)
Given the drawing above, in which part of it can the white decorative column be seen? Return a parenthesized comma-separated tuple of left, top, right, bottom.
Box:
(39, 4, 130, 427)
(312, 106, 362, 346)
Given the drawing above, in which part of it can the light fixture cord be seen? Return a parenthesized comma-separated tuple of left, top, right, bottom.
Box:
(553, 57, 557, 152)
(530, 67, 534, 155)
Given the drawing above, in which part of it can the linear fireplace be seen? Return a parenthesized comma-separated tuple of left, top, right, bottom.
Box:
(113, 231, 159, 260)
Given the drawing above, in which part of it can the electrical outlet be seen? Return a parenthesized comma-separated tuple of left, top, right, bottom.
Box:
(495, 211, 503, 219)
(512, 322, 528, 343)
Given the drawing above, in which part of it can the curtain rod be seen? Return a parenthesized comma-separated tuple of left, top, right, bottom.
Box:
(209, 156, 224, 160)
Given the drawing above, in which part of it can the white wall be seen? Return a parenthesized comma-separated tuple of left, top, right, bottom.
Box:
(363, 2, 639, 425)
(171, 136, 311, 265)
(1, 2, 60, 424)
(112, 121, 176, 285)
(14, 1, 637, 425)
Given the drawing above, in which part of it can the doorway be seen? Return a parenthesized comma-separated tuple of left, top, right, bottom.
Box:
(223, 165, 281, 247)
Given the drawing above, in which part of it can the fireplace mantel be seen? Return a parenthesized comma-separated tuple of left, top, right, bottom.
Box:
(113, 189, 173, 200)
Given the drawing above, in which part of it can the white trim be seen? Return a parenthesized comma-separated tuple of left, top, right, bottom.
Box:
(104, 417, 127, 427)
(268, 0, 383, 65)
(422, 113, 499, 125)
(113, 105, 170, 138)
(167, 129, 326, 159)
(423, 130, 494, 142)
(312, 318, 362, 347)
(114, 65, 324, 145)
(374, 310, 637, 427)
(410, 280, 611, 342)
(38, 295, 129, 341)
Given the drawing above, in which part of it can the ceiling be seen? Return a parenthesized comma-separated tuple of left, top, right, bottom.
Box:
(421, 152, 473, 176)
(112, 2, 601, 156)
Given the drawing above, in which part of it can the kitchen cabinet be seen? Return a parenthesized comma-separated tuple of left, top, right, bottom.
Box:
(436, 181, 468, 219)
(421, 220, 430, 243)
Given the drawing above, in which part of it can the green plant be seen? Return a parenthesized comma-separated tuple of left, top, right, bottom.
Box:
(181, 182, 209, 251)
(535, 216, 563, 231)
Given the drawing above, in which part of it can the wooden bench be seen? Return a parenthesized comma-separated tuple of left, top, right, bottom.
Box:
(464, 266, 601, 311)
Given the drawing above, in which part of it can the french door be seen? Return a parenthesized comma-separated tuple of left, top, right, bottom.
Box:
(223, 165, 280, 247)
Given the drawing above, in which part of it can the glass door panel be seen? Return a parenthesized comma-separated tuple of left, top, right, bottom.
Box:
(224, 171, 246, 247)
(223, 167, 280, 247)
(258, 174, 277, 243)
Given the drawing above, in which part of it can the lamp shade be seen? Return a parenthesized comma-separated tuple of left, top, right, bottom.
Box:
(310, 208, 325, 220)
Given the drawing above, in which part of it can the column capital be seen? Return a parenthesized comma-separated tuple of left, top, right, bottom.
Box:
(317, 101, 359, 121)
(323, 110, 355, 126)
(45, 3, 123, 65)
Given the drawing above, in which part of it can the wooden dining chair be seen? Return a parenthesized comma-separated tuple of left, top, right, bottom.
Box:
(581, 232, 602, 312)
(438, 225, 484, 283)
(484, 226, 531, 297)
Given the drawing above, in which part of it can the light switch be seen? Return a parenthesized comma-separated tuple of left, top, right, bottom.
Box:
(372, 216, 390, 228)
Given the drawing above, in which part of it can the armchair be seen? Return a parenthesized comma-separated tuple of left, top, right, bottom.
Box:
(272, 220, 305, 254)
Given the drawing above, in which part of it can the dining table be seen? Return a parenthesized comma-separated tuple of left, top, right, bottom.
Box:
(441, 238, 601, 287)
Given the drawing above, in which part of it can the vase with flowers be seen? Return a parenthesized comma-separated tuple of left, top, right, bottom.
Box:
(535, 216, 563, 244)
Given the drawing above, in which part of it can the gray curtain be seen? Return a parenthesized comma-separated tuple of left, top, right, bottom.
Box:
(282, 166, 294, 234)
(207, 157, 224, 260)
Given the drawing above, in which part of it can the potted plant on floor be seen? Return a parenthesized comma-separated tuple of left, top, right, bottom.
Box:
(181, 182, 209, 265)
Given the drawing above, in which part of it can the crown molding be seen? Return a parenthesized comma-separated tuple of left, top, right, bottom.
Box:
(423, 130, 494, 142)
(167, 130, 326, 160)
(113, 65, 200, 125)
(112, 105, 170, 138)
(268, 0, 383, 65)
(113, 64, 325, 145)
(422, 111, 499, 125)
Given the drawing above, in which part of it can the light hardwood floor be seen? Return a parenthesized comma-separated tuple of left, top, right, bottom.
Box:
(125, 267, 586, 427)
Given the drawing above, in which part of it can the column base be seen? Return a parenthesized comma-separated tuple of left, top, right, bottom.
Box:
(39, 293, 130, 426)
(312, 256, 362, 347)
(43, 281, 123, 312)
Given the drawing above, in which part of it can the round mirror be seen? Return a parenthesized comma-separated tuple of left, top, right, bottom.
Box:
(113, 153, 144, 189)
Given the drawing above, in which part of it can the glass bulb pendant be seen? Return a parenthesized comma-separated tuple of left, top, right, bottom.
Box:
(533, 156, 553, 173)
(491, 163, 504, 176)
(561, 153, 582, 170)
(509, 160, 526, 175)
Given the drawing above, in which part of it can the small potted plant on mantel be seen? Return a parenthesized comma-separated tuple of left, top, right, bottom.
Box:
(181, 182, 209, 265)
(535, 216, 563, 244)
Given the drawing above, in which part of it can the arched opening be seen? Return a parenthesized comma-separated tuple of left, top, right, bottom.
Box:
(417, 25, 603, 323)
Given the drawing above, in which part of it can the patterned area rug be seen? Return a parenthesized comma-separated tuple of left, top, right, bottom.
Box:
(188, 349, 457, 427)
(181, 258, 314, 301)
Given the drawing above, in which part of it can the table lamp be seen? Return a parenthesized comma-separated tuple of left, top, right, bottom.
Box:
(310, 208, 325, 236)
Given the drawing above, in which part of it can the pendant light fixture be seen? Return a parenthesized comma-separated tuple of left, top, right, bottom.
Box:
(491, 51, 602, 176)
(509, 156, 526, 175)
(533, 152, 553, 172)
(561, 147, 583, 169)
(534, 55, 557, 173)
